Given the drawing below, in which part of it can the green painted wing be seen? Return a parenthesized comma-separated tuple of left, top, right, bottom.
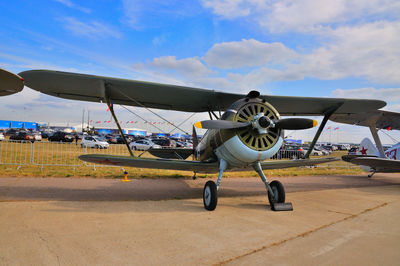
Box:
(331, 110, 400, 130)
(0, 68, 24, 96)
(20, 70, 386, 115)
(79, 154, 338, 173)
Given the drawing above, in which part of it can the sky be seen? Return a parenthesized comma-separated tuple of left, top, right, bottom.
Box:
(0, 0, 400, 144)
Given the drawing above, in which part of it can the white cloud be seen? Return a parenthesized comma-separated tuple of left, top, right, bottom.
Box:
(59, 17, 122, 39)
(294, 21, 400, 83)
(201, 0, 400, 33)
(201, 0, 251, 19)
(331, 87, 400, 113)
(331, 87, 400, 101)
(54, 0, 91, 13)
(144, 56, 214, 78)
(203, 39, 298, 69)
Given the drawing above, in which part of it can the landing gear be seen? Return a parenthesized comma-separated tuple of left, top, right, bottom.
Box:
(267, 180, 285, 205)
(202, 159, 227, 211)
(203, 181, 217, 211)
(253, 162, 293, 211)
(368, 171, 376, 178)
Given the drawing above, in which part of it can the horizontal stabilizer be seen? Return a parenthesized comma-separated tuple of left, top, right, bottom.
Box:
(342, 154, 377, 162)
(349, 157, 400, 172)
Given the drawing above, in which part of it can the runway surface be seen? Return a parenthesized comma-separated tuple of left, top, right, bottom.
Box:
(0, 173, 399, 201)
(0, 174, 399, 265)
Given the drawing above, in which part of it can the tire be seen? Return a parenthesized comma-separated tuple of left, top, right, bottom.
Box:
(268, 180, 285, 205)
(203, 181, 218, 211)
(95, 144, 99, 149)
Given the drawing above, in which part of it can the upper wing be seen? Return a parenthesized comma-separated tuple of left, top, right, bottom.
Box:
(79, 154, 338, 173)
(0, 68, 24, 96)
(19, 70, 386, 115)
(348, 157, 400, 172)
(331, 110, 400, 130)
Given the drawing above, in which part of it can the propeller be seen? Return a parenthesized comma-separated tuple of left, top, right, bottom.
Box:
(195, 117, 317, 131)
(194, 120, 250, 129)
(274, 118, 318, 130)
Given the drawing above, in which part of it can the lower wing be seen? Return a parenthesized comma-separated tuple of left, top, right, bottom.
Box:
(79, 154, 338, 173)
(349, 157, 400, 172)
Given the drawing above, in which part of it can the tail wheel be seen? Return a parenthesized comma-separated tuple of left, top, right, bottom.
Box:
(203, 181, 218, 211)
(268, 180, 285, 205)
(234, 101, 282, 151)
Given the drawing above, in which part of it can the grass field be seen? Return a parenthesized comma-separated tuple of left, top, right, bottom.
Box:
(0, 140, 362, 178)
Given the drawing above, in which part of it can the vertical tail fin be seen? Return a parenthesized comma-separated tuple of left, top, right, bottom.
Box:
(359, 138, 379, 156)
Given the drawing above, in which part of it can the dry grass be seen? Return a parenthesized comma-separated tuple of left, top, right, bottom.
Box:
(0, 140, 362, 178)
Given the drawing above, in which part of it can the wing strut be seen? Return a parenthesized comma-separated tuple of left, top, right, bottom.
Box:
(368, 123, 385, 158)
(304, 104, 343, 158)
(103, 82, 134, 157)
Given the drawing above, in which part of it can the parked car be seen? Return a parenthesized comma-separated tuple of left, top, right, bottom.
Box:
(40, 131, 53, 138)
(0, 132, 4, 141)
(6, 128, 20, 136)
(273, 144, 305, 159)
(348, 147, 359, 155)
(321, 145, 334, 152)
(81, 136, 109, 149)
(48, 131, 74, 142)
(316, 147, 330, 155)
(176, 141, 193, 149)
(151, 138, 177, 148)
(130, 139, 161, 151)
(32, 131, 42, 141)
(9, 131, 35, 142)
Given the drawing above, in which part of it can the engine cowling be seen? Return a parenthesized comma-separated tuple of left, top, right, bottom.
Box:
(213, 97, 284, 167)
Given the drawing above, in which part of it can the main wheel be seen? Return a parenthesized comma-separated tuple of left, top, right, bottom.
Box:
(268, 180, 285, 205)
(203, 181, 218, 211)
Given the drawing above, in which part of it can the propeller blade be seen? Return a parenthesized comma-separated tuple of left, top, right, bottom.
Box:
(194, 120, 250, 129)
(274, 118, 317, 130)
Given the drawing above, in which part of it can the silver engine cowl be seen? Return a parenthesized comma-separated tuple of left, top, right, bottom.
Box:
(215, 100, 284, 167)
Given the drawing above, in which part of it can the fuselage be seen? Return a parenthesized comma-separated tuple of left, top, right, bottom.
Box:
(385, 143, 399, 160)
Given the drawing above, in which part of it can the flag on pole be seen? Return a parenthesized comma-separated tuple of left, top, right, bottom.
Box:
(327, 126, 331, 130)
(334, 127, 339, 130)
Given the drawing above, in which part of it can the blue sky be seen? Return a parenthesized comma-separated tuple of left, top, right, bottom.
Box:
(1, 0, 400, 143)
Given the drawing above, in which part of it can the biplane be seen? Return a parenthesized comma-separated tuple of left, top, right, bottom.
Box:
(17, 69, 387, 211)
(332, 110, 400, 177)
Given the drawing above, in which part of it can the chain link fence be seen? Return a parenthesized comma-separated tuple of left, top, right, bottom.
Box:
(0, 140, 130, 169)
(0, 140, 355, 169)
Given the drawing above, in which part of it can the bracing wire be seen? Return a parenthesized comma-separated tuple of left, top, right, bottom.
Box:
(111, 85, 189, 134)
(379, 129, 399, 144)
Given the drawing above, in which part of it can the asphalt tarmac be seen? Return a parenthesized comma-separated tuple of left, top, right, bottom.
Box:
(0, 174, 399, 265)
